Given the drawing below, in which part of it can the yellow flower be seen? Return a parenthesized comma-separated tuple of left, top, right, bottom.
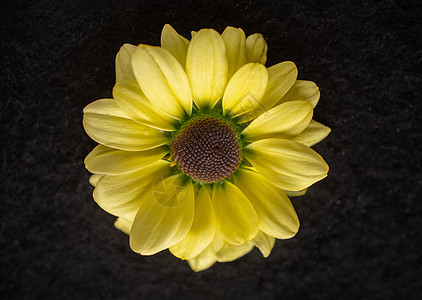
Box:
(83, 24, 331, 272)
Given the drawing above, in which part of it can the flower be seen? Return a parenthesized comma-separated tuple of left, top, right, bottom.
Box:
(83, 24, 331, 272)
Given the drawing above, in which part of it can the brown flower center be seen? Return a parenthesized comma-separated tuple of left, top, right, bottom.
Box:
(171, 117, 242, 183)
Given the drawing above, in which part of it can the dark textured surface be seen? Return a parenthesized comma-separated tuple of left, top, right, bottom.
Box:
(1, 0, 421, 299)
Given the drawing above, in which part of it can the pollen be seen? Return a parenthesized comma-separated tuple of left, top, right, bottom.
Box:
(171, 117, 243, 183)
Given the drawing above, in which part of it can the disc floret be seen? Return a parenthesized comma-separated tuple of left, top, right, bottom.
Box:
(170, 113, 243, 183)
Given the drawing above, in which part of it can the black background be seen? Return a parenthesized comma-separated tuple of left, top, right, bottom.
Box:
(2, 0, 421, 299)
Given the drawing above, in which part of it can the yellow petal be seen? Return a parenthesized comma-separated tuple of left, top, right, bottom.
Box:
(113, 79, 176, 131)
(115, 44, 136, 82)
(152, 174, 193, 207)
(210, 229, 225, 253)
(252, 231, 275, 258)
(186, 29, 228, 109)
(242, 100, 313, 141)
(215, 240, 254, 263)
(292, 119, 331, 147)
(265, 62, 298, 106)
(89, 174, 103, 187)
(130, 180, 195, 255)
(114, 217, 133, 235)
(132, 45, 192, 119)
(83, 99, 167, 151)
(246, 33, 267, 64)
(170, 185, 215, 259)
(245, 138, 329, 191)
(222, 63, 268, 118)
(278, 80, 320, 108)
(284, 189, 308, 197)
(233, 168, 299, 239)
(93, 160, 171, 220)
(221, 26, 247, 79)
(160, 24, 189, 68)
(85, 144, 167, 175)
(187, 230, 254, 270)
(187, 243, 217, 272)
(212, 181, 259, 245)
(238, 61, 298, 123)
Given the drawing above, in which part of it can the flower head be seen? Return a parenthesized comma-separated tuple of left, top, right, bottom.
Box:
(83, 25, 331, 271)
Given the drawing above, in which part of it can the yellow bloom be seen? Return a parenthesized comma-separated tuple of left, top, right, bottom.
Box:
(83, 24, 331, 272)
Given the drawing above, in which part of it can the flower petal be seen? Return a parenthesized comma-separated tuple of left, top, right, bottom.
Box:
(265, 62, 298, 106)
(242, 101, 313, 141)
(85, 144, 167, 175)
(246, 33, 268, 64)
(170, 185, 216, 259)
(160, 24, 189, 68)
(212, 181, 259, 245)
(233, 168, 299, 239)
(284, 189, 308, 197)
(238, 61, 298, 123)
(215, 240, 253, 263)
(115, 44, 136, 82)
(187, 243, 217, 272)
(130, 179, 195, 255)
(292, 119, 331, 147)
(93, 161, 171, 220)
(222, 63, 268, 118)
(89, 174, 103, 187)
(83, 99, 167, 151)
(278, 80, 320, 108)
(221, 26, 248, 79)
(114, 217, 133, 235)
(186, 29, 228, 109)
(113, 79, 176, 131)
(242, 100, 313, 141)
(212, 231, 253, 262)
(152, 174, 192, 207)
(252, 231, 275, 258)
(245, 138, 329, 191)
(132, 45, 192, 119)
